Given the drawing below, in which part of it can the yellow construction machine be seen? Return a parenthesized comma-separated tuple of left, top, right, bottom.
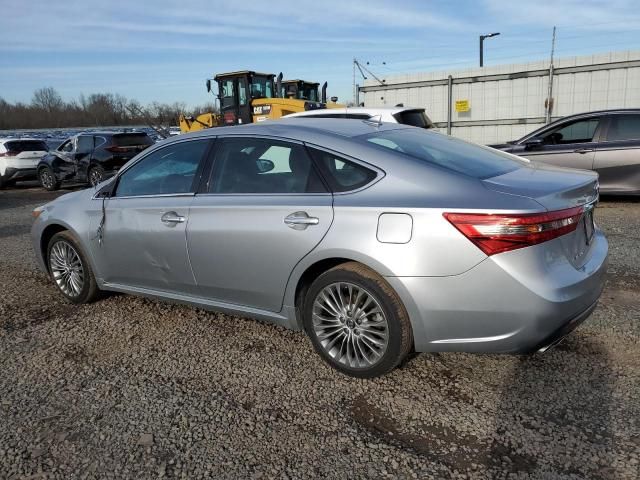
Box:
(179, 71, 342, 133)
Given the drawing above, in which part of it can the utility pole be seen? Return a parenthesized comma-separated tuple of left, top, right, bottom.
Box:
(352, 58, 356, 106)
(479, 32, 500, 67)
(545, 26, 557, 123)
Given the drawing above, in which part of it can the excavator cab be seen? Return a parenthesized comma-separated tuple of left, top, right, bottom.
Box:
(280, 80, 321, 102)
(214, 71, 276, 126)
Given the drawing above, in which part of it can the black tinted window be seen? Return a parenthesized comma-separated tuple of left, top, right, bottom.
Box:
(606, 114, 640, 141)
(393, 110, 434, 128)
(116, 140, 208, 197)
(362, 129, 523, 179)
(113, 133, 153, 147)
(210, 138, 326, 194)
(77, 136, 93, 153)
(5, 140, 48, 152)
(542, 118, 599, 144)
(308, 148, 377, 192)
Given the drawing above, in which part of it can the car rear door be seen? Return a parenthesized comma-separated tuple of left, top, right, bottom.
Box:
(592, 113, 640, 194)
(91, 138, 211, 295)
(75, 135, 94, 180)
(517, 116, 602, 170)
(187, 136, 333, 313)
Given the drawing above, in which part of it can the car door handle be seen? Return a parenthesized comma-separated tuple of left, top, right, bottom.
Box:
(284, 211, 319, 230)
(574, 148, 594, 154)
(161, 211, 185, 225)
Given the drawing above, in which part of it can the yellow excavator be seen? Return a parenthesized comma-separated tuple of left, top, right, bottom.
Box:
(280, 79, 343, 109)
(179, 71, 341, 133)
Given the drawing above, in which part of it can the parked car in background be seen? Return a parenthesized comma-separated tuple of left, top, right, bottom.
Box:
(0, 138, 49, 188)
(32, 120, 607, 377)
(283, 106, 434, 129)
(37, 131, 154, 190)
(490, 109, 640, 195)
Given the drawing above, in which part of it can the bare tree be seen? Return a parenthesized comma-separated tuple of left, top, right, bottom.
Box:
(31, 87, 64, 113)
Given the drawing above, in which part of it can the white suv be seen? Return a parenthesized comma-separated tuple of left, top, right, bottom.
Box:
(0, 138, 49, 188)
(282, 106, 434, 129)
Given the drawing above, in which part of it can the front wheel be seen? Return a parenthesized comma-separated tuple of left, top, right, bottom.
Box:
(47, 231, 100, 304)
(303, 262, 413, 378)
(39, 167, 60, 191)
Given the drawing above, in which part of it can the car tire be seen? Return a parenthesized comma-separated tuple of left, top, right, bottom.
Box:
(88, 165, 105, 187)
(47, 231, 100, 304)
(39, 166, 60, 191)
(303, 262, 413, 378)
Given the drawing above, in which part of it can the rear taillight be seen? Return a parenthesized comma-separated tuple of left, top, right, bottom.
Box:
(443, 206, 584, 256)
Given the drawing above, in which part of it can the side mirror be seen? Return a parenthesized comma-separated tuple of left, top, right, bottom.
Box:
(524, 138, 544, 150)
(256, 159, 274, 173)
(206, 79, 212, 93)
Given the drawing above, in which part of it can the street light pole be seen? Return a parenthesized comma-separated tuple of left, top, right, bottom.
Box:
(479, 32, 500, 67)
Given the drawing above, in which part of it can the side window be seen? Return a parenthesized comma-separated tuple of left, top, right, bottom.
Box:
(606, 114, 640, 142)
(77, 136, 93, 153)
(209, 138, 327, 194)
(115, 140, 209, 197)
(542, 118, 600, 145)
(308, 148, 377, 192)
(238, 78, 248, 106)
(59, 140, 74, 153)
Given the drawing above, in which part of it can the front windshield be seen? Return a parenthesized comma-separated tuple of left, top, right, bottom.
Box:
(250, 76, 274, 99)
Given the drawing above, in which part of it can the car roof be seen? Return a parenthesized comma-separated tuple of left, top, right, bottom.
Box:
(519, 108, 640, 141)
(167, 118, 410, 143)
(283, 106, 424, 118)
(0, 137, 48, 143)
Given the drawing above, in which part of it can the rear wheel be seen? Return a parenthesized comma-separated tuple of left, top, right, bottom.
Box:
(303, 262, 413, 378)
(47, 231, 100, 304)
(88, 165, 105, 187)
(39, 166, 60, 191)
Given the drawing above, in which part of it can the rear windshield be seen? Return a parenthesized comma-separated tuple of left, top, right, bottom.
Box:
(392, 110, 434, 129)
(112, 133, 153, 147)
(361, 128, 525, 179)
(5, 140, 49, 152)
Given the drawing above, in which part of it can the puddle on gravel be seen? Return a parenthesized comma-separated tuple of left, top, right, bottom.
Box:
(348, 395, 537, 474)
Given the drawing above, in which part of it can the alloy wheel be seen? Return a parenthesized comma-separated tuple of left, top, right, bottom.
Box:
(311, 282, 389, 369)
(49, 240, 85, 297)
(40, 169, 53, 189)
(89, 169, 103, 187)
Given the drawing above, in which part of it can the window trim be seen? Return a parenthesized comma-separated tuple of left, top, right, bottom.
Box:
(109, 137, 214, 199)
(199, 135, 331, 196)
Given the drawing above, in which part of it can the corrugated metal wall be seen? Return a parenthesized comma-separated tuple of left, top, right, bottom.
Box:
(361, 50, 640, 145)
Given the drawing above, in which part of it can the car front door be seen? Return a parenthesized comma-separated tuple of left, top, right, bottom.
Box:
(515, 116, 602, 170)
(75, 135, 94, 181)
(187, 136, 333, 312)
(52, 139, 78, 180)
(593, 113, 640, 193)
(89, 138, 211, 295)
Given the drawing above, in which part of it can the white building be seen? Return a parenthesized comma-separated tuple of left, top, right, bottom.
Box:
(360, 50, 640, 144)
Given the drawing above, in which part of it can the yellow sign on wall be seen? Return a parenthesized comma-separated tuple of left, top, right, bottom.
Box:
(455, 100, 470, 112)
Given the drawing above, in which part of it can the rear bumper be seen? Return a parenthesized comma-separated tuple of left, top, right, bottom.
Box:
(387, 229, 608, 353)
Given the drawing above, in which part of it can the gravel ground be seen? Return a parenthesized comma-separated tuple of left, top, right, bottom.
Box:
(0, 184, 638, 480)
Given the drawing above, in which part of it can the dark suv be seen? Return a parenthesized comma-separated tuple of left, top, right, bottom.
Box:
(490, 109, 640, 195)
(37, 132, 154, 190)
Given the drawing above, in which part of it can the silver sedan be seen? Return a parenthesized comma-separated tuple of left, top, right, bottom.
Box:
(31, 119, 608, 377)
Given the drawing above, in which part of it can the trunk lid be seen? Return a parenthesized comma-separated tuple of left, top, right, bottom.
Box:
(483, 161, 599, 211)
(483, 162, 599, 267)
